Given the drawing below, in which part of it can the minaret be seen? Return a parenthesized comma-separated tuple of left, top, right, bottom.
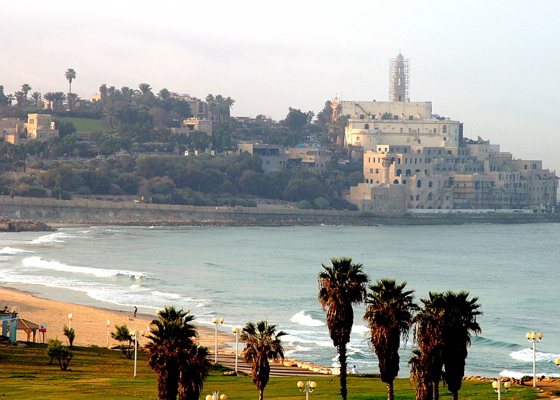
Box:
(389, 53, 409, 102)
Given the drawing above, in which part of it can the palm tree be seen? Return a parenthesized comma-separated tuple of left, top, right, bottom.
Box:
(241, 319, 287, 400)
(318, 257, 369, 400)
(30, 92, 42, 108)
(65, 68, 76, 94)
(364, 279, 417, 400)
(145, 306, 197, 400)
(408, 348, 430, 400)
(178, 343, 211, 400)
(413, 291, 482, 400)
(440, 291, 482, 400)
(21, 84, 31, 105)
(413, 292, 446, 400)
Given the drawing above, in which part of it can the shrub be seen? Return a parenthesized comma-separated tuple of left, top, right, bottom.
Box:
(20, 186, 48, 198)
(313, 197, 329, 210)
(297, 200, 312, 209)
(63, 325, 75, 348)
(47, 338, 73, 371)
(111, 324, 134, 359)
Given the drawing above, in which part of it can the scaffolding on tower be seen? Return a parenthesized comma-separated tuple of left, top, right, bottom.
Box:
(389, 54, 410, 102)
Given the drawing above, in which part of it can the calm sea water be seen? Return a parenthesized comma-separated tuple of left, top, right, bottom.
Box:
(1, 224, 559, 379)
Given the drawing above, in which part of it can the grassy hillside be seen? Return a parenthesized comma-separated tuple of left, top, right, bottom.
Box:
(55, 117, 105, 134)
(0, 344, 544, 399)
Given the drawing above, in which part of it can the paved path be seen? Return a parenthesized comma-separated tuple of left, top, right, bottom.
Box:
(215, 352, 329, 377)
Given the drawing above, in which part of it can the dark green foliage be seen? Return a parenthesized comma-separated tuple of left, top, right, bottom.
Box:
(111, 324, 134, 359)
(54, 120, 77, 138)
(46, 339, 73, 371)
(63, 325, 76, 348)
(19, 185, 48, 198)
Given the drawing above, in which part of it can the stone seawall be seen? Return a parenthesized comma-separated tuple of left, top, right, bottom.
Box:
(1, 196, 559, 226)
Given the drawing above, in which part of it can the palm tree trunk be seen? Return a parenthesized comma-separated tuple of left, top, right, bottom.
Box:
(338, 344, 348, 400)
(387, 381, 394, 400)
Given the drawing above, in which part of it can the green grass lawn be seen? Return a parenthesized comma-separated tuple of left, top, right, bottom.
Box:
(54, 117, 105, 134)
(0, 344, 545, 399)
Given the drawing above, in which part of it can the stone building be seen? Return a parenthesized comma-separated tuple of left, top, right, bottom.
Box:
(345, 54, 557, 214)
(1, 114, 59, 144)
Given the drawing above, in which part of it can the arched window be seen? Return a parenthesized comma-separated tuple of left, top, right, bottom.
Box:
(416, 194, 420, 201)
(406, 169, 412, 177)
(396, 169, 402, 176)
(442, 125, 447, 133)
(402, 180, 407, 184)
(394, 179, 399, 184)
(417, 180, 422, 188)
(428, 192, 433, 200)
(364, 123, 369, 129)
(429, 181, 433, 188)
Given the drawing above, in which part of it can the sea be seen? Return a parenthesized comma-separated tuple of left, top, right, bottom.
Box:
(1, 223, 559, 379)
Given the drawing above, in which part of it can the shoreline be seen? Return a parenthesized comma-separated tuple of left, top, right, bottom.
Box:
(0, 285, 229, 350)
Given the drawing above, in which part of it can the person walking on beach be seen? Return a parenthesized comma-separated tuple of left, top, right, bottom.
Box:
(132, 306, 137, 318)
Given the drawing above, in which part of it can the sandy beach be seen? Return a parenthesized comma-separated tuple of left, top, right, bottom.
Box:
(0, 285, 227, 349)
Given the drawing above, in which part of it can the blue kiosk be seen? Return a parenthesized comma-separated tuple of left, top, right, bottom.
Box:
(1, 314, 18, 343)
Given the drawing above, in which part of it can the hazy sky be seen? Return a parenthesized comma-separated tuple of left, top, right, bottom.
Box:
(2, 1, 559, 172)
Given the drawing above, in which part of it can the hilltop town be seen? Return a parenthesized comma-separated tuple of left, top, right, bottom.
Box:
(0, 56, 557, 217)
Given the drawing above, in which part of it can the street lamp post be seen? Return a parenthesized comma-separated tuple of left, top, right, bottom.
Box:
(106, 320, 110, 347)
(492, 380, 510, 400)
(206, 391, 227, 400)
(526, 330, 543, 387)
(232, 327, 239, 375)
(212, 317, 224, 363)
(297, 381, 317, 400)
(132, 330, 145, 378)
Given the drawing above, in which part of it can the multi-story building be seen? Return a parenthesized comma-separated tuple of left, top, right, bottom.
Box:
(1, 114, 59, 144)
(237, 142, 288, 173)
(345, 54, 557, 214)
(286, 145, 332, 175)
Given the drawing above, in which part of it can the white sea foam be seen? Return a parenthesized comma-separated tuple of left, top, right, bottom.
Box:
(509, 348, 560, 363)
(500, 369, 560, 379)
(30, 232, 72, 244)
(290, 311, 325, 327)
(352, 323, 369, 333)
(152, 291, 182, 299)
(22, 256, 150, 279)
(0, 247, 32, 255)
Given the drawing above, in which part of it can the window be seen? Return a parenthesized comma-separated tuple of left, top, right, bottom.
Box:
(429, 181, 433, 188)
(198, 103, 204, 113)
(409, 115, 413, 120)
(364, 124, 369, 129)
(396, 169, 402, 176)
(442, 125, 447, 133)
(417, 180, 422, 188)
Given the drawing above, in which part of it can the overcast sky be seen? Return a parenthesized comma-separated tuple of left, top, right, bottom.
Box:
(2, 1, 559, 172)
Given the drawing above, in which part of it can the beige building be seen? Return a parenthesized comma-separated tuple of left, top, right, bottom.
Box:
(286, 145, 332, 175)
(1, 114, 59, 144)
(171, 118, 213, 137)
(349, 140, 557, 214)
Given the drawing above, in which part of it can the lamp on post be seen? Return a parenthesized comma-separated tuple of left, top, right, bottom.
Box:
(526, 330, 543, 387)
(212, 317, 224, 363)
(205, 391, 227, 400)
(492, 380, 510, 400)
(131, 330, 145, 378)
(232, 327, 239, 375)
(297, 380, 317, 400)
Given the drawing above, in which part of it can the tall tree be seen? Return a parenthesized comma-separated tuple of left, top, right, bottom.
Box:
(318, 257, 369, 400)
(413, 292, 446, 400)
(364, 279, 417, 400)
(178, 343, 211, 400)
(145, 307, 197, 400)
(440, 291, 482, 400)
(241, 319, 287, 400)
(65, 68, 76, 95)
(21, 84, 31, 105)
(30, 91, 42, 107)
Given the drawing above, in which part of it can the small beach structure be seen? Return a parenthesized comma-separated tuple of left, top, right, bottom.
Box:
(1, 307, 43, 344)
